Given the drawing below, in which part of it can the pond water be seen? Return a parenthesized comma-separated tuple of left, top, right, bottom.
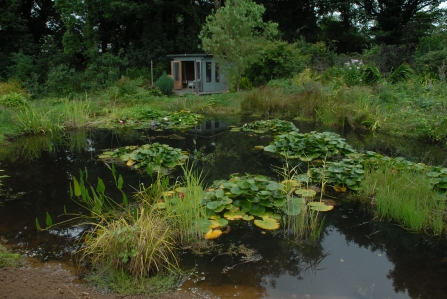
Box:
(0, 116, 446, 299)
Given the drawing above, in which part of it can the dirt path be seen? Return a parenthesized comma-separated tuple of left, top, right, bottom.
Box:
(0, 260, 191, 299)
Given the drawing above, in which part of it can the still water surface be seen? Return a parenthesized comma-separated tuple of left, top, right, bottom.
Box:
(0, 117, 446, 299)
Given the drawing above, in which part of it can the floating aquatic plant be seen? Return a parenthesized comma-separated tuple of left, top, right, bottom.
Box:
(264, 131, 356, 161)
(230, 119, 298, 135)
(98, 143, 189, 172)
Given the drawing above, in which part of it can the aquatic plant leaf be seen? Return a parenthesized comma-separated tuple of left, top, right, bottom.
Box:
(242, 215, 254, 221)
(230, 185, 243, 195)
(249, 204, 266, 216)
(45, 212, 53, 227)
(215, 189, 225, 198)
(117, 175, 124, 189)
(96, 178, 105, 194)
(72, 176, 81, 197)
(272, 197, 286, 207)
(295, 189, 316, 198)
(35, 217, 41, 230)
(254, 217, 280, 230)
(207, 201, 225, 211)
(224, 210, 245, 220)
(333, 186, 347, 193)
(210, 220, 222, 229)
(215, 217, 229, 227)
(283, 197, 304, 216)
(204, 229, 222, 239)
(307, 201, 334, 211)
(126, 158, 136, 166)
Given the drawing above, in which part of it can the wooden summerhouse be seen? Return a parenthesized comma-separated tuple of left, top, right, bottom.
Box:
(167, 54, 229, 93)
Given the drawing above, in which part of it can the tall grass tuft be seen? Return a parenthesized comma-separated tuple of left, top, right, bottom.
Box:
(81, 205, 178, 279)
(168, 165, 207, 243)
(278, 161, 325, 241)
(360, 165, 445, 235)
(14, 105, 64, 135)
(61, 98, 91, 128)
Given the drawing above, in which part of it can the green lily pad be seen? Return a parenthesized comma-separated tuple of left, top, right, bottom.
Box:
(242, 215, 254, 221)
(249, 204, 266, 216)
(307, 201, 334, 212)
(283, 197, 305, 216)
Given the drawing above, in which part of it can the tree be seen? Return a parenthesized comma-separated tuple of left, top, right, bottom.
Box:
(199, 0, 279, 91)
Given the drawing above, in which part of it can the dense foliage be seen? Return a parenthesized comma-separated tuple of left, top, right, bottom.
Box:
(1, 0, 445, 96)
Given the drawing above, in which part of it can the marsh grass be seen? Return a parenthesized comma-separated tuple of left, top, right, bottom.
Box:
(167, 166, 207, 243)
(0, 245, 24, 268)
(61, 98, 91, 128)
(360, 166, 445, 234)
(80, 204, 178, 279)
(278, 161, 325, 240)
(88, 265, 181, 295)
(14, 105, 63, 135)
(163, 95, 216, 113)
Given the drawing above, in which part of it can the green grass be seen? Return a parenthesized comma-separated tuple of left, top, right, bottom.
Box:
(88, 266, 181, 296)
(0, 245, 24, 268)
(360, 166, 445, 235)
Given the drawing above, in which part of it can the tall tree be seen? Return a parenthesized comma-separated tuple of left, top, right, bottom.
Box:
(199, 0, 279, 91)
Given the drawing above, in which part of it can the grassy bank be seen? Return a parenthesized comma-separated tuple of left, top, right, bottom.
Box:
(2, 71, 447, 145)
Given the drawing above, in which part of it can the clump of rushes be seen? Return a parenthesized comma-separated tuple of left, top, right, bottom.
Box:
(81, 205, 178, 278)
(360, 165, 446, 235)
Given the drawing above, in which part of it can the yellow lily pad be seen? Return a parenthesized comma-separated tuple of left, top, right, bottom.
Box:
(224, 210, 245, 220)
(204, 229, 223, 240)
(209, 220, 221, 229)
(333, 186, 347, 192)
(254, 217, 280, 230)
(126, 158, 136, 166)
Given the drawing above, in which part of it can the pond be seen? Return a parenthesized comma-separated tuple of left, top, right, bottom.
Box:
(0, 116, 446, 299)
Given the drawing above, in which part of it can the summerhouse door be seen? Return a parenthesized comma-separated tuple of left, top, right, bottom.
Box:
(171, 60, 182, 90)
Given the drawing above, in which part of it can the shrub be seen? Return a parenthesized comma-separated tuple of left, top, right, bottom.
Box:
(155, 72, 174, 96)
(45, 64, 82, 95)
(0, 92, 29, 107)
(0, 81, 29, 97)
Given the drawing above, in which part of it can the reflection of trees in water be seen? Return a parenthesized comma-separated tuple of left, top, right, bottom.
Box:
(200, 131, 280, 183)
(326, 203, 447, 299)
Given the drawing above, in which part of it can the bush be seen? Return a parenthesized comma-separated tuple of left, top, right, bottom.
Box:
(155, 72, 174, 96)
(0, 81, 29, 97)
(45, 64, 82, 96)
(0, 92, 29, 107)
(245, 40, 310, 86)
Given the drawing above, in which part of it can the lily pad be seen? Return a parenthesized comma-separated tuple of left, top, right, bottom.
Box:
(204, 229, 223, 239)
(295, 189, 317, 198)
(307, 201, 334, 212)
(254, 217, 280, 230)
(224, 210, 246, 220)
(242, 215, 254, 221)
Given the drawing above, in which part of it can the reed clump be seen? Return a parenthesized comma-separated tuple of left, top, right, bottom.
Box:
(360, 165, 446, 235)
